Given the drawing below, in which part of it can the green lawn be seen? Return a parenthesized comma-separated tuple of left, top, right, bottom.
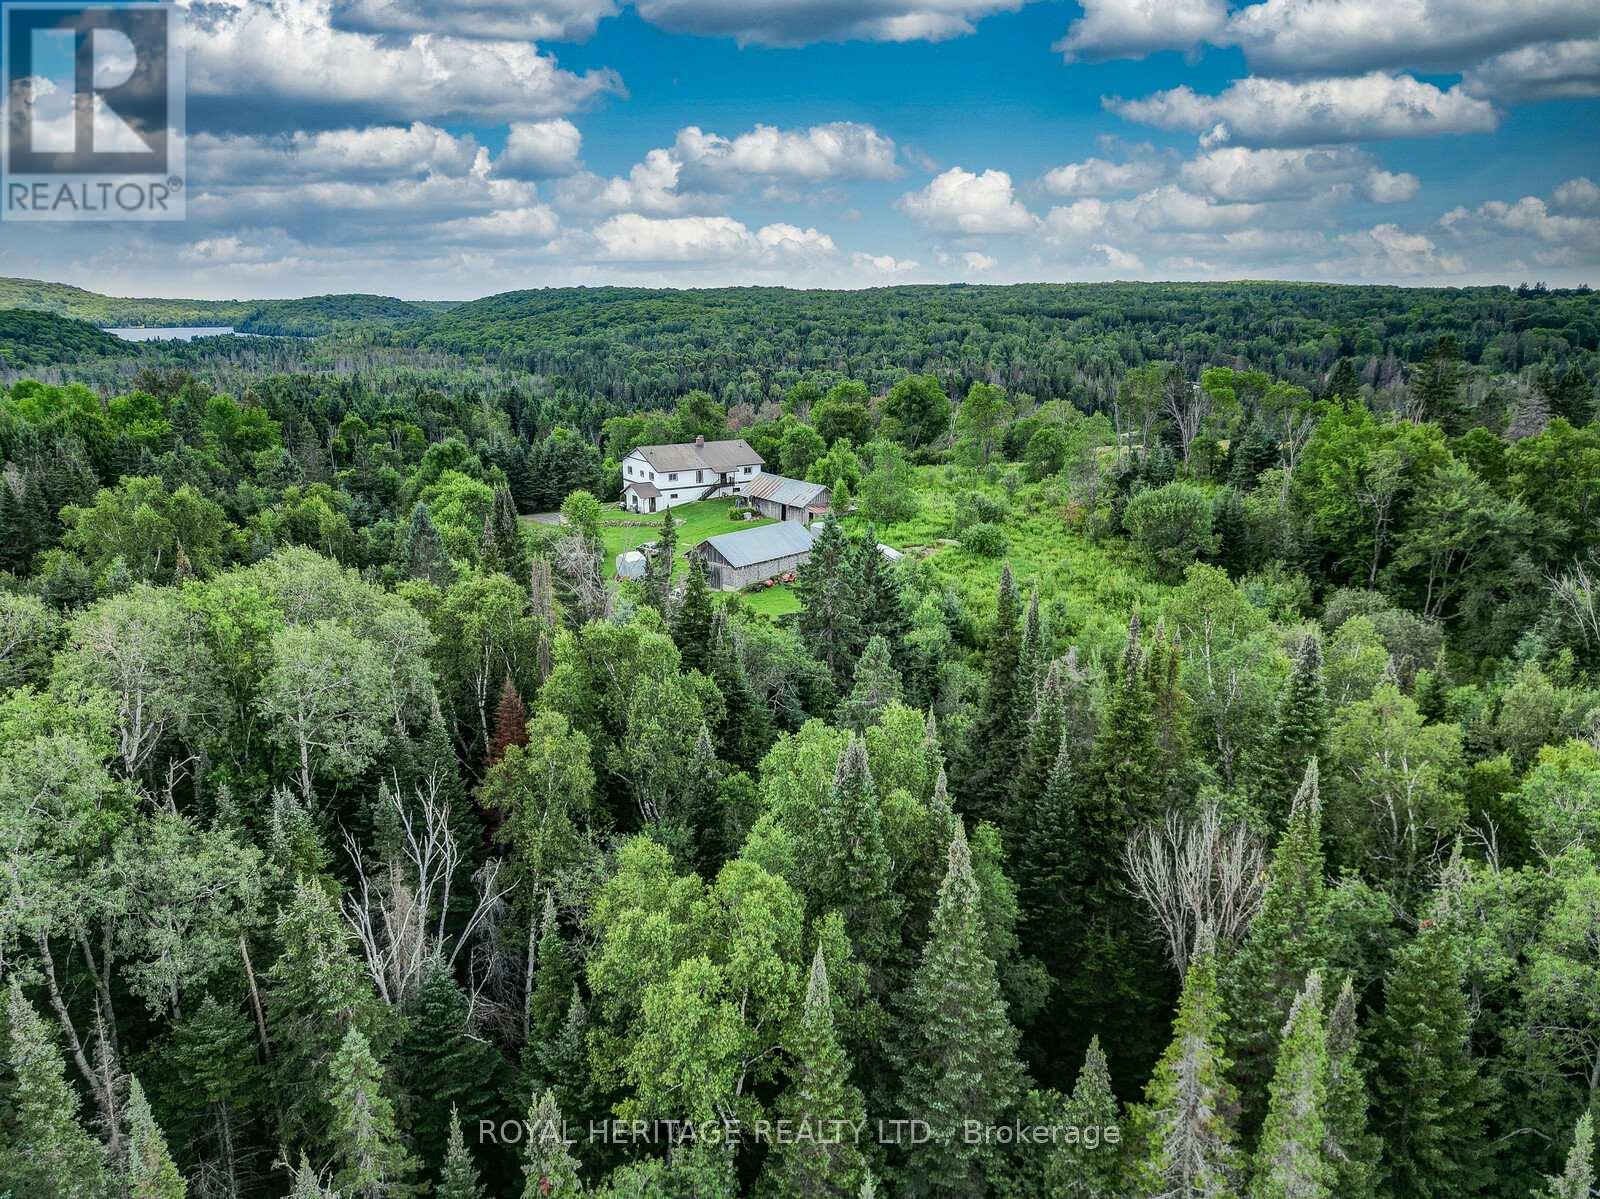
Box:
(733, 583, 801, 618)
(599, 498, 775, 582)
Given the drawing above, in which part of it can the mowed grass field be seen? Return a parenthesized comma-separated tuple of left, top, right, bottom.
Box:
(525, 498, 803, 616)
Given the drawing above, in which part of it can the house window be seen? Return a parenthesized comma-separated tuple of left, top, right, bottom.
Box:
(696, 470, 703, 482)
(668, 472, 679, 481)
(669, 492, 678, 500)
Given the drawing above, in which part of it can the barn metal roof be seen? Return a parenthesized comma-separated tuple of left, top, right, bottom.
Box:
(697, 521, 815, 568)
(744, 472, 829, 509)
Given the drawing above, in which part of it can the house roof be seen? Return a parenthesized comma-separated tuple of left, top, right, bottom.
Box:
(624, 479, 660, 498)
(696, 521, 815, 569)
(630, 439, 763, 474)
(744, 471, 830, 509)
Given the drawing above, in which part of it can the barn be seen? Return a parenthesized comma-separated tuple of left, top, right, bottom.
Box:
(690, 522, 816, 591)
(741, 472, 830, 525)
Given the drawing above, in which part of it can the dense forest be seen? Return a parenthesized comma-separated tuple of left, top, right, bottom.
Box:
(2, 279, 1600, 1199)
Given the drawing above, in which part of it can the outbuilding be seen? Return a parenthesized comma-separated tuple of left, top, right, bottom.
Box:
(690, 522, 816, 591)
(741, 472, 831, 525)
(615, 549, 647, 580)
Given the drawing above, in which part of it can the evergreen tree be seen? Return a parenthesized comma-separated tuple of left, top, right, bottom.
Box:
(672, 557, 715, 675)
(1372, 901, 1487, 1199)
(329, 1027, 419, 1199)
(796, 517, 865, 692)
(1008, 658, 1066, 843)
(527, 890, 577, 1053)
(438, 1106, 487, 1199)
(521, 1090, 582, 1199)
(1131, 946, 1243, 1199)
(837, 633, 904, 731)
(895, 820, 1023, 1197)
(1060, 1037, 1123, 1198)
(1224, 761, 1332, 1127)
(392, 963, 508, 1187)
(854, 524, 910, 654)
(815, 735, 898, 978)
(3, 980, 109, 1199)
(959, 564, 1027, 827)
(1257, 636, 1328, 824)
(707, 606, 772, 769)
(406, 501, 455, 586)
(265, 880, 386, 1150)
(1546, 366, 1596, 427)
(533, 989, 598, 1137)
(486, 484, 529, 581)
(1250, 973, 1332, 1199)
(764, 947, 869, 1198)
(1412, 336, 1468, 432)
(126, 1076, 186, 1199)
(488, 676, 529, 769)
(1326, 359, 1360, 404)
(1017, 586, 1044, 709)
(1013, 732, 1081, 1076)
(290, 1154, 336, 1199)
(645, 506, 677, 614)
(1543, 1111, 1595, 1199)
(1324, 977, 1381, 1199)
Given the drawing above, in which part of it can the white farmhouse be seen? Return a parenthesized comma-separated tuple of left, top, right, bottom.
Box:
(620, 435, 765, 513)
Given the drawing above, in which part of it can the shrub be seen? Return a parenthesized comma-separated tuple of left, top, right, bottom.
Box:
(962, 522, 1009, 558)
(1123, 481, 1217, 582)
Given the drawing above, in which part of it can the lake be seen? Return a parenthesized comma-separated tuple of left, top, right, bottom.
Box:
(105, 325, 246, 342)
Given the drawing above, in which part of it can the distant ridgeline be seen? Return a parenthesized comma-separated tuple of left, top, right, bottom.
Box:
(1, 276, 1595, 409)
(0, 277, 450, 339)
(0, 309, 132, 367)
(403, 282, 1599, 409)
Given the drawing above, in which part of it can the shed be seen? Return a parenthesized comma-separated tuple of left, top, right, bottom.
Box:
(615, 549, 647, 580)
(742, 472, 831, 525)
(690, 522, 815, 591)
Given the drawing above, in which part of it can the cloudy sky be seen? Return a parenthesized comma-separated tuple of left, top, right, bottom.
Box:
(4, 0, 1599, 298)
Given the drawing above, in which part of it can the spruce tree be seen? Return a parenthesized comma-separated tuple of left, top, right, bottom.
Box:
(3, 979, 110, 1199)
(707, 607, 772, 769)
(895, 820, 1023, 1197)
(521, 1090, 582, 1199)
(392, 963, 507, 1187)
(1257, 635, 1328, 825)
(1543, 1111, 1595, 1199)
(672, 557, 715, 675)
(328, 1027, 420, 1199)
(796, 517, 865, 692)
(1131, 945, 1243, 1199)
(527, 890, 577, 1052)
(959, 563, 1026, 827)
(406, 502, 454, 587)
(815, 735, 898, 978)
(837, 633, 904, 731)
(290, 1154, 336, 1199)
(1224, 760, 1332, 1129)
(764, 947, 869, 1198)
(1412, 336, 1468, 432)
(1372, 902, 1487, 1199)
(1250, 973, 1332, 1199)
(1017, 585, 1044, 709)
(438, 1106, 487, 1199)
(645, 507, 677, 614)
(126, 1076, 186, 1199)
(1324, 977, 1381, 1199)
(488, 676, 529, 769)
(1547, 366, 1596, 427)
(487, 484, 529, 581)
(1060, 1037, 1123, 1199)
(1326, 359, 1360, 404)
(853, 524, 910, 656)
(1007, 658, 1066, 847)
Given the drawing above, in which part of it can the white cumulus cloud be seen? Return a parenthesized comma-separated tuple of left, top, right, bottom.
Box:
(1107, 73, 1499, 147)
(1054, 0, 1228, 63)
(1461, 37, 1600, 103)
(631, 0, 1024, 47)
(330, 0, 619, 43)
(1039, 154, 1168, 197)
(494, 120, 584, 180)
(897, 167, 1037, 234)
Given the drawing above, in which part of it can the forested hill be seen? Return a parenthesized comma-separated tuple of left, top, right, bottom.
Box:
(0, 278, 444, 337)
(0, 309, 132, 366)
(406, 281, 1599, 408)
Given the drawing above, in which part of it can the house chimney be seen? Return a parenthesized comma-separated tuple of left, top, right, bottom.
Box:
(695, 434, 705, 447)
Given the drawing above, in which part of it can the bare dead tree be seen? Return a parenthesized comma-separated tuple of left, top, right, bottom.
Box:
(1127, 803, 1267, 976)
(342, 770, 508, 1007)
(553, 532, 611, 625)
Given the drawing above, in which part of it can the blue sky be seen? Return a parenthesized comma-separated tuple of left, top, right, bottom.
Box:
(3, 0, 1597, 298)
